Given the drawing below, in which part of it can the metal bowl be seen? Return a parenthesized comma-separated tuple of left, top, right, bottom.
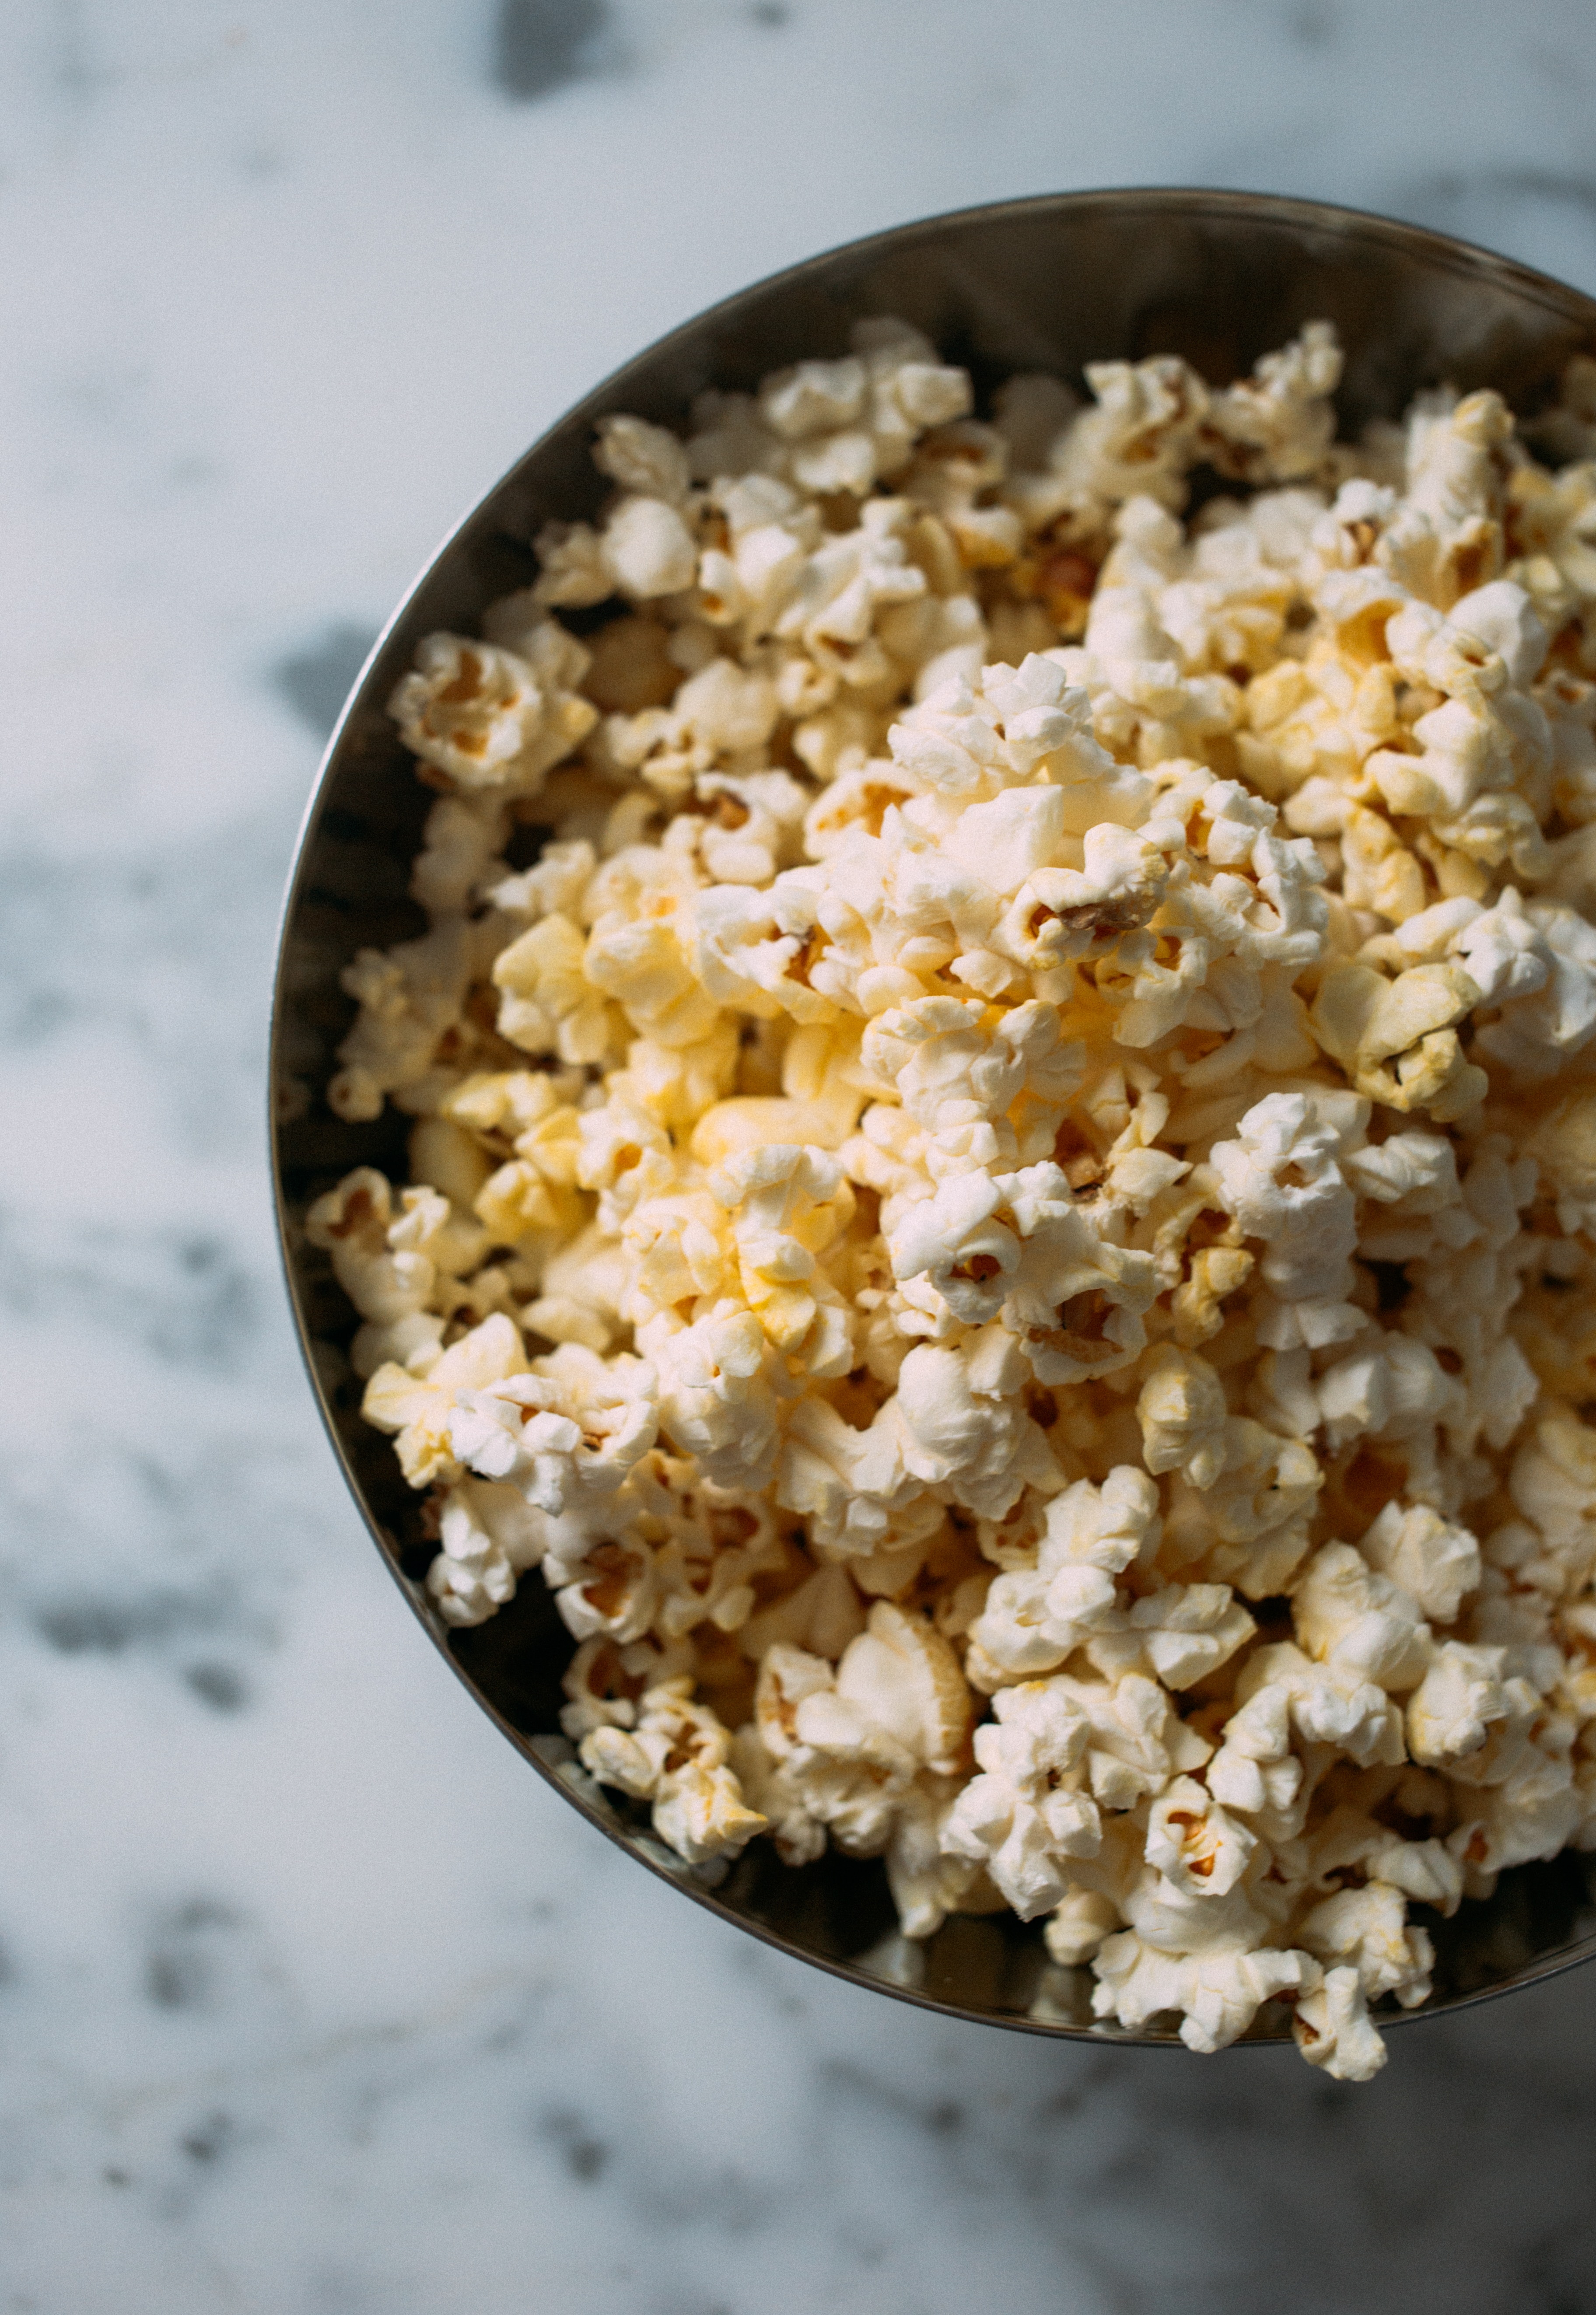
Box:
(271, 187, 1596, 2048)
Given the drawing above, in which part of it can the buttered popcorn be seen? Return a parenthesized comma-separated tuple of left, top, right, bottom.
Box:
(308, 316, 1596, 2078)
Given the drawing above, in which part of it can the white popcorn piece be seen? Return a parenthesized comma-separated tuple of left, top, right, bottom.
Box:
(410, 791, 511, 917)
(892, 1332, 1065, 1519)
(330, 916, 498, 1123)
(1092, 1854, 1314, 2050)
(965, 1467, 1159, 1684)
(593, 413, 692, 504)
(1040, 353, 1211, 518)
(888, 653, 1148, 827)
(760, 356, 868, 442)
(329, 315, 1596, 2076)
(1358, 1500, 1481, 1625)
(1450, 578, 1550, 688)
(558, 1631, 697, 1739)
(1163, 1418, 1323, 1599)
(389, 631, 597, 796)
(491, 913, 614, 1066)
(581, 1679, 767, 1864)
(529, 520, 612, 608)
(1204, 321, 1343, 483)
(1136, 1343, 1228, 1488)
(708, 1140, 854, 1360)
(940, 1679, 1101, 1919)
(424, 1476, 547, 1627)
(1473, 900, 1596, 1079)
(1205, 1683, 1303, 1819)
(1053, 1670, 1213, 1811)
(1086, 1583, 1256, 1693)
(1314, 1332, 1456, 1456)
(1292, 1542, 1432, 1693)
(1297, 1881, 1435, 2009)
(643, 1303, 781, 1493)
(997, 825, 1171, 974)
(363, 1311, 529, 1488)
(775, 1392, 942, 1568)
(996, 1179, 1160, 1388)
(1044, 1886, 1121, 1966)
(1291, 1964, 1389, 2081)
(601, 496, 699, 600)
(1407, 1640, 1511, 1766)
(738, 1607, 974, 1926)
(1144, 1776, 1257, 1897)
(1094, 1936, 1317, 2057)
(446, 1342, 659, 1514)
(541, 1507, 662, 1648)
(1234, 1643, 1404, 1768)
(306, 1168, 442, 1368)
(1210, 1091, 1361, 1336)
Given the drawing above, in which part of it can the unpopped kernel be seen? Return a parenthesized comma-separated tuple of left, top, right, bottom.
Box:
(309, 318, 1596, 2077)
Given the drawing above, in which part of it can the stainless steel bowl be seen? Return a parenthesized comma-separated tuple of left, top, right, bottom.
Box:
(271, 187, 1596, 2048)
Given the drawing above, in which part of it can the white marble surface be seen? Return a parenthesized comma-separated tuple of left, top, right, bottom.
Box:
(7, 2, 1596, 2306)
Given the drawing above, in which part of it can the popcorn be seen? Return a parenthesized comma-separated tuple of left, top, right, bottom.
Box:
(1203, 321, 1343, 484)
(1088, 1583, 1256, 1692)
(1205, 1682, 1304, 1818)
(1054, 1669, 1213, 1809)
(644, 1303, 782, 1491)
(940, 1679, 1102, 1918)
(736, 1605, 976, 1931)
(592, 413, 692, 504)
(388, 630, 596, 796)
(306, 1168, 452, 1377)
(324, 316, 1596, 2078)
(580, 1679, 766, 1864)
(1144, 1776, 1257, 1897)
(1095, 1935, 1317, 2060)
(1292, 1542, 1432, 1692)
(1091, 1860, 1316, 2055)
(708, 1140, 855, 1359)
(1291, 1965, 1389, 2081)
(600, 497, 698, 600)
(559, 1632, 696, 1738)
(1135, 1343, 1228, 1488)
(410, 792, 510, 916)
(892, 1332, 1065, 1518)
(363, 1311, 528, 1488)
(445, 1342, 659, 1513)
(424, 1476, 547, 1627)
(1029, 352, 1210, 520)
(492, 913, 614, 1066)
(329, 917, 498, 1123)
(1163, 1418, 1323, 1599)
(1210, 1091, 1362, 1341)
(1358, 1500, 1481, 1625)
(964, 1467, 1159, 1686)
(1233, 1642, 1404, 1767)
(1406, 1641, 1511, 1767)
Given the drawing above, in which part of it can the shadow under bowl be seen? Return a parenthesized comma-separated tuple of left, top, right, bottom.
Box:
(271, 186, 1596, 2048)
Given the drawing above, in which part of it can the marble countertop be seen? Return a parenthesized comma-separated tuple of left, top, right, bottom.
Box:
(7, 2, 1596, 2307)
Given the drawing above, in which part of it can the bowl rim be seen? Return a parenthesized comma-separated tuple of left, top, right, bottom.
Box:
(269, 183, 1596, 2050)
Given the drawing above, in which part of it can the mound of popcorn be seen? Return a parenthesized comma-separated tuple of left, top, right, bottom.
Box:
(308, 315, 1596, 2078)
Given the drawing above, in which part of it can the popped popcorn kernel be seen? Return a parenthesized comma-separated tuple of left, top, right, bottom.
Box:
(318, 315, 1596, 2076)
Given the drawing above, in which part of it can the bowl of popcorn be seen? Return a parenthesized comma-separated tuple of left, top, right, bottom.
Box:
(273, 189, 1596, 2077)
